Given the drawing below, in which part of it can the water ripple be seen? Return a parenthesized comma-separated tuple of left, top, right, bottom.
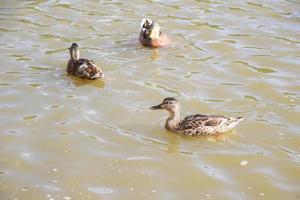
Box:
(1, 0, 300, 199)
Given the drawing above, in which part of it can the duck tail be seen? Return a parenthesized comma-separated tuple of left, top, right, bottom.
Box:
(227, 117, 244, 129)
(236, 117, 244, 123)
(91, 72, 104, 80)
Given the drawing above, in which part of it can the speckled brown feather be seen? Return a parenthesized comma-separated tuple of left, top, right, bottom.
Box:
(67, 58, 103, 80)
(174, 114, 244, 136)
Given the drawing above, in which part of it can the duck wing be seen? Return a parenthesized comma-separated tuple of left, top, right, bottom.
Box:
(75, 59, 104, 80)
(179, 114, 220, 128)
(177, 114, 242, 136)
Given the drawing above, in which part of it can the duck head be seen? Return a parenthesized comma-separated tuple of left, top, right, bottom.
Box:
(150, 97, 181, 114)
(68, 43, 80, 60)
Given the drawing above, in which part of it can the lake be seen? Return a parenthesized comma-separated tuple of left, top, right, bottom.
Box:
(0, 0, 300, 199)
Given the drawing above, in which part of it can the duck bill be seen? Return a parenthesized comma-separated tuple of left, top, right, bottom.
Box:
(150, 104, 162, 110)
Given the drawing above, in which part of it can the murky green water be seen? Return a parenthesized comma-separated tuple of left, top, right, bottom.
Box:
(1, 0, 300, 199)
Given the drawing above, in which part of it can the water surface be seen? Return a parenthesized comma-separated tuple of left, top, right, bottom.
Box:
(1, 0, 300, 199)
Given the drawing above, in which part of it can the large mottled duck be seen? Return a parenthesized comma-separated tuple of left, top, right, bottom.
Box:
(67, 43, 104, 80)
(150, 97, 244, 136)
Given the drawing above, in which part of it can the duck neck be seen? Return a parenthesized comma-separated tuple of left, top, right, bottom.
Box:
(70, 49, 80, 61)
(165, 108, 181, 131)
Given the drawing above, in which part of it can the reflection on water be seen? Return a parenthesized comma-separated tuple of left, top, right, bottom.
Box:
(1, 0, 300, 199)
(69, 76, 106, 88)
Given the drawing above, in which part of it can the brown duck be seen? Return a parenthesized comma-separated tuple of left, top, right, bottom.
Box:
(67, 43, 104, 80)
(150, 97, 244, 136)
(139, 18, 170, 48)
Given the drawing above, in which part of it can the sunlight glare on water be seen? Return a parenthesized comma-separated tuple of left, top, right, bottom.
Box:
(0, 0, 300, 199)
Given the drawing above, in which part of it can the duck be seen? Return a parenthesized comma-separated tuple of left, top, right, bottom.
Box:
(67, 43, 104, 80)
(139, 18, 170, 48)
(150, 97, 244, 136)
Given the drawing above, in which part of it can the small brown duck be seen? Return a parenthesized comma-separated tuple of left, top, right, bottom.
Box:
(139, 18, 170, 48)
(150, 97, 244, 136)
(67, 43, 104, 80)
